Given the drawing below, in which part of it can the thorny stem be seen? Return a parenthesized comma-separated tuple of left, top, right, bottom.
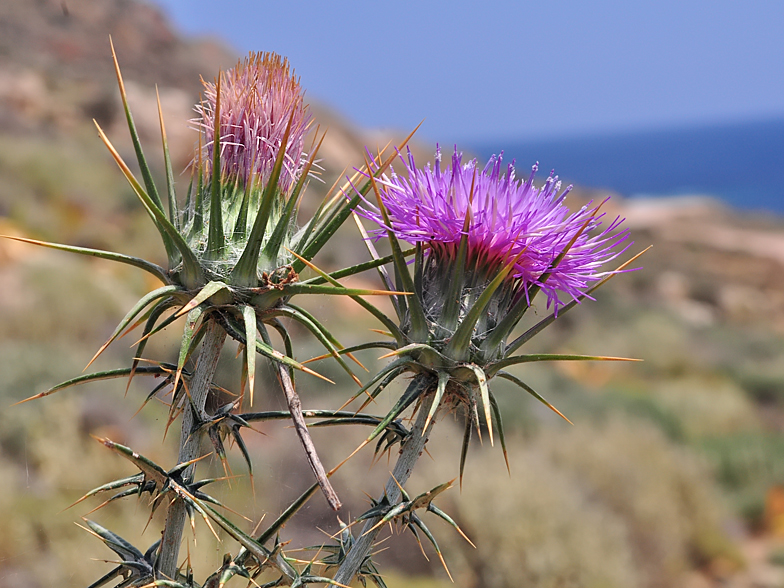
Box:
(276, 361, 342, 510)
(333, 377, 436, 585)
(157, 319, 227, 580)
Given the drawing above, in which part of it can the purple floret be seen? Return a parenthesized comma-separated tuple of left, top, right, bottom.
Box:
(359, 146, 631, 312)
(192, 52, 312, 192)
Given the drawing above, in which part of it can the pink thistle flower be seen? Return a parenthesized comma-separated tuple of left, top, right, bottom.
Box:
(193, 52, 312, 192)
(361, 146, 631, 313)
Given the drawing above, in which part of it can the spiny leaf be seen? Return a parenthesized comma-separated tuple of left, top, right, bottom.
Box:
(287, 249, 407, 346)
(286, 301, 366, 370)
(365, 376, 430, 443)
(174, 306, 203, 394)
(364, 152, 428, 341)
(67, 474, 144, 511)
(292, 123, 421, 273)
(488, 353, 640, 376)
(94, 121, 203, 287)
(82, 518, 145, 562)
(408, 515, 454, 582)
(13, 365, 175, 405)
(440, 181, 475, 334)
(85, 285, 179, 371)
(173, 485, 279, 575)
(303, 341, 397, 365)
(156, 86, 180, 231)
(482, 201, 610, 354)
(0, 235, 169, 284)
(468, 364, 493, 446)
(242, 305, 257, 406)
(444, 245, 530, 361)
(261, 129, 327, 265)
(174, 281, 231, 318)
(459, 412, 472, 489)
(298, 243, 417, 287)
(351, 213, 405, 322)
(424, 371, 449, 432)
(94, 437, 168, 488)
(487, 390, 510, 474)
(109, 38, 176, 266)
(504, 246, 650, 355)
(219, 313, 334, 383)
(337, 357, 410, 411)
(206, 72, 225, 259)
(427, 503, 475, 548)
(496, 370, 572, 424)
(267, 306, 361, 385)
(231, 108, 296, 286)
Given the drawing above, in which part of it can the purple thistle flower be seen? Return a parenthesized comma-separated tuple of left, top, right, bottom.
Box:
(360, 146, 631, 314)
(193, 52, 312, 192)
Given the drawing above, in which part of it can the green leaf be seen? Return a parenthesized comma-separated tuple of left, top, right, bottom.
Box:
(427, 503, 475, 547)
(496, 370, 572, 424)
(95, 122, 203, 287)
(459, 412, 472, 489)
(251, 282, 406, 310)
(1, 236, 169, 284)
(504, 246, 649, 356)
(487, 390, 510, 473)
(261, 131, 326, 265)
(242, 305, 257, 406)
(366, 375, 431, 443)
(488, 353, 639, 376)
(13, 365, 175, 405)
(220, 314, 333, 383)
(173, 484, 280, 577)
(444, 252, 522, 361)
(302, 340, 397, 366)
(298, 247, 417, 286)
(440, 201, 473, 333)
(257, 481, 319, 546)
(232, 171, 254, 243)
(276, 304, 361, 383)
(82, 519, 145, 562)
(174, 280, 231, 318)
(86, 285, 180, 370)
(156, 87, 179, 232)
(174, 306, 203, 393)
(364, 160, 428, 341)
(109, 41, 176, 265)
(351, 213, 406, 322)
(468, 364, 493, 446)
(424, 371, 449, 432)
(96, 437, 168, 488)
(409, 515, 454, 582)
(128, 300, 176, 391)
(231, 109, 296, 286)
(292, 126, 420, 274)
(206, 72, 225, 259)
(339, 357, 410, 410)
(287, 250, 407, 346)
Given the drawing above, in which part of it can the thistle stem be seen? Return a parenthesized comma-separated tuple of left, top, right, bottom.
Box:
(157, 319, 227, 579)
(333, 378, 435, 585)
(276, 361, 342, 510)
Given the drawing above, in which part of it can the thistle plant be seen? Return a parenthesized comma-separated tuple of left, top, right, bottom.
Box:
(328, 147, 644, 583)
(8, 44, 643, 588)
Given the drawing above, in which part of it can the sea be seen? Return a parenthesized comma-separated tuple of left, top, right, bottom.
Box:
(471, 118, 784, 215)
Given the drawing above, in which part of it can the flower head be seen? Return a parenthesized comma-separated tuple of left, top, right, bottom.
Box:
(193, 52, 312, 192)
(361, 146, 629, 314)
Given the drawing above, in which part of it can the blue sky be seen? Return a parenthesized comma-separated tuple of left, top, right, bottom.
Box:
(154, 0, 784, 145)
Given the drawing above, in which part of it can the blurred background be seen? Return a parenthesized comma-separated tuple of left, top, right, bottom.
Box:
(1, 1, 784, 587)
